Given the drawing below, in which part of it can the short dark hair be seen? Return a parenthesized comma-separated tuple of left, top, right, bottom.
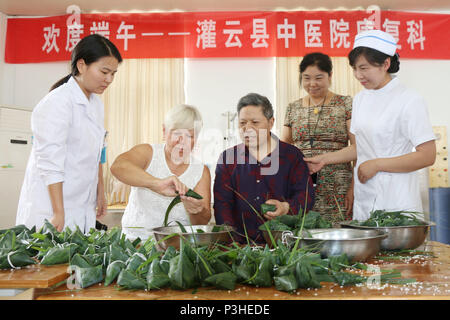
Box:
(299, 52, 333, 84)
(237, 93, 274, 119)
(348, 46, 400, 73)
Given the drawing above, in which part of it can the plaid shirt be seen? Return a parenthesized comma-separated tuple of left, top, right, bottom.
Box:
(213, 136, 315, 244)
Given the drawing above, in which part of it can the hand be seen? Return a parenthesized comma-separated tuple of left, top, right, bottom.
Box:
(50, 212, 65, 232)
(303, 155, 326, 174)
(344, 186, 354, 219)
(263, 199, 289, 220)
(181, 195, 204, 215)
(96, 191, 107, 219)
(357, 159, 380, 184)
(155, 176, 188, 197)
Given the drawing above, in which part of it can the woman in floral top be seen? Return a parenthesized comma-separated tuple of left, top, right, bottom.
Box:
(281, 52, 354, 225)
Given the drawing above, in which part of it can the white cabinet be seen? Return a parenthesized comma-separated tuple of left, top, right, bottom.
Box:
(0, 106, 32, 229)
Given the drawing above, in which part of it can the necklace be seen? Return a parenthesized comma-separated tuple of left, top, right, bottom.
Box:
(308, 93, 328, 149)
(310, 100, 323, 114)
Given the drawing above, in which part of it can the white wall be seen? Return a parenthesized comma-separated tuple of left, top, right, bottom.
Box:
(3, 61, 68, 108)
(0, 12, 9, 105)
(398, 59, 450, 131)
(397, 59, 450, 214)
(185, 57, 276, 171)
(0, 12, 68, 109)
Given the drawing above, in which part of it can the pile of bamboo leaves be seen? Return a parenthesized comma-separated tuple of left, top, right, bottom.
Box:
(0, 221, 416, 292)
(350, 210, 426, 227)
(258, 210, 332, 233)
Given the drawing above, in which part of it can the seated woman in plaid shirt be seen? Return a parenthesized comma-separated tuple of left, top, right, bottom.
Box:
(213, 93, 315, 244)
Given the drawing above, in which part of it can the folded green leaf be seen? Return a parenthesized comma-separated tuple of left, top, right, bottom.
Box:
(278, 214, 300, 228)
(185, 189, 203, 200)
(39, 220, 59, 239)
(0, 225, 30, 236)
(72, 265, 104, 288)
(104, 260, 126, 286)
(195, 253, 214, 285)
(69, 227, 89, 253)
(0, 230, 16, 251)
(274, 274, 298, 292)
(40, 243, 78, 266)
(204, 272, 237, 290)
(295, 258, 322, 289)
(160, 246, 177, 274)
(301, 211, 332, 229)
(70, 253, 92, 268)
(126, 253, 147, 273)
(168, 241, 199, 290)
(250, 255, 273, 287)
(108, 243, 129, 265)
(0, 249, 36, 269)
(258, 219, 290, 232)
(261, 204, 276, 215)
(31, 233, 47, 241)
(164, 189, 203, 227)
(83, 253, 104, 267)
(147, 258, 170, 290)
(116, 269, 147, 290)
(210, 258, 231, 274)
(106, 227, 122, 244)
(328, 254, 350, 272)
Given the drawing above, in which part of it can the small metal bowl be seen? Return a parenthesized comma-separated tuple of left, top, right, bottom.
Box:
(340, 221, 436, 251)
(283, 228, 388, 262)
(151, 225, 235, 250)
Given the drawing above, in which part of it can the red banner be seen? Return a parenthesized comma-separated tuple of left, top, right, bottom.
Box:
(5, 10, 450, 63)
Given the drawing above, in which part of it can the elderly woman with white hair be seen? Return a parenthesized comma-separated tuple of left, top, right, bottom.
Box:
(111, 104, 211, 240)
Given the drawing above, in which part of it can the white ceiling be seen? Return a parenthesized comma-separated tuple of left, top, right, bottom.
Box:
(1, 0, 449, 16)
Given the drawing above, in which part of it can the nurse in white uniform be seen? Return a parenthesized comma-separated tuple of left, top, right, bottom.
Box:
(304, 30, 436, 220)
(16, 34, 122, 232)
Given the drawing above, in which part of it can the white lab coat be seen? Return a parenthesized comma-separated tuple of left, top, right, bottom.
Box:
(16, 77, 105, 232)
(350, 77, 436, 220)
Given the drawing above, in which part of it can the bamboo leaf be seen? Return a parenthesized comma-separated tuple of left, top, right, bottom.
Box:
(175, 221, 188, 233)
(163, 189, 203, 227)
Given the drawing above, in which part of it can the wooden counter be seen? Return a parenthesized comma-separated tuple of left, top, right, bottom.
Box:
(0, 264, 69, 289)
(32, 241, 450, 300)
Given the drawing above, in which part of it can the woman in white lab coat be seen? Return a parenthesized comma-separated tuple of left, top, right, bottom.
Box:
(304, 30, 436, 220)
(16, 34, 123, 232)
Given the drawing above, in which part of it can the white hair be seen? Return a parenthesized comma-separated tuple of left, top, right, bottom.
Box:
(164, 104, 203, 132)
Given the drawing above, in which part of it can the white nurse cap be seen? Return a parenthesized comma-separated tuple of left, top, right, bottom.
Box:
(353, 30, 397, 56)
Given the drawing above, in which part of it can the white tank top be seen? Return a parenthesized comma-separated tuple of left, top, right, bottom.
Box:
(121, 143, 204, 240)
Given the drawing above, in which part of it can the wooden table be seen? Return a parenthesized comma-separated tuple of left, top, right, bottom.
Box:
(0, 264, 69, 300)
(31, 241, 450, 300)
(0, 264, 69, 289)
